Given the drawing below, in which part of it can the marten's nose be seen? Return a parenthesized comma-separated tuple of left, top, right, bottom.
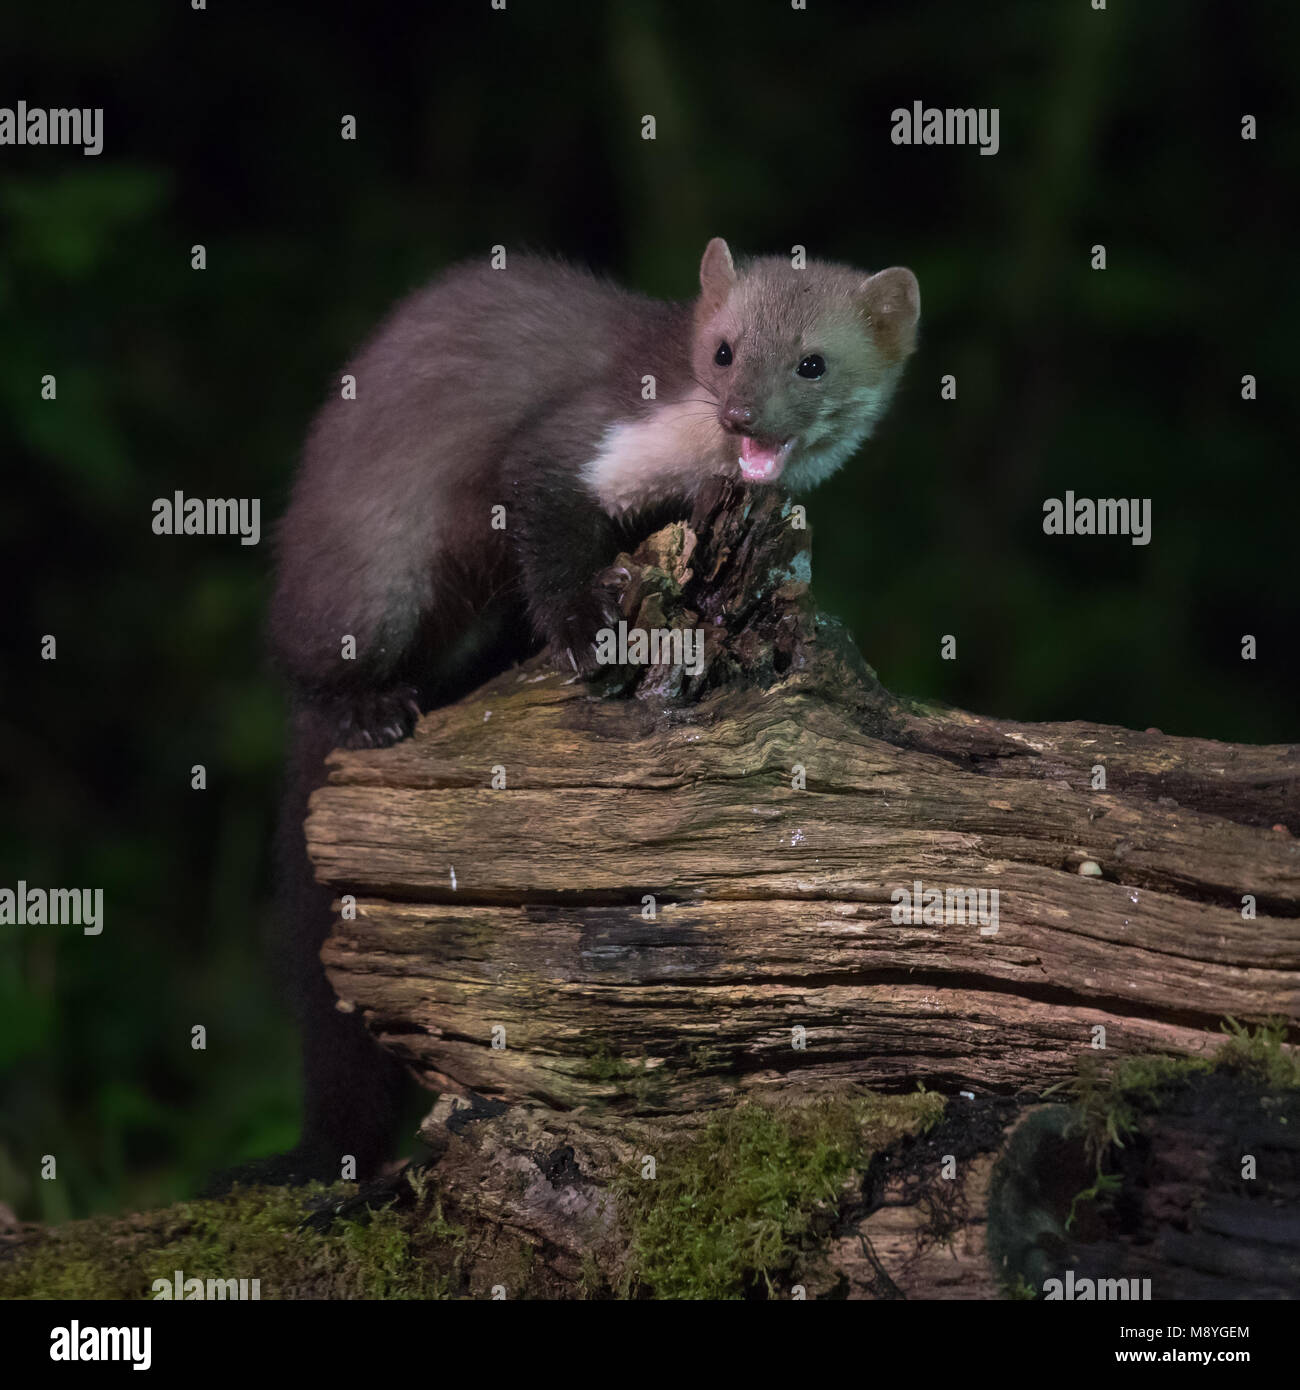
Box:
(722, 404, 757, 434)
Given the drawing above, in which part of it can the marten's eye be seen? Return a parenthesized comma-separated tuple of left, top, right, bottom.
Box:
(796, 354, 826, 380)
(714, 341, 733, 367)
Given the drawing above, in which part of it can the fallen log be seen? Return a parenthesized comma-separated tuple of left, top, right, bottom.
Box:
(303, 476, 1299, 1296)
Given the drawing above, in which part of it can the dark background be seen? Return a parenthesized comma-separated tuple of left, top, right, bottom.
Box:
(1, 0, 1295, 1219)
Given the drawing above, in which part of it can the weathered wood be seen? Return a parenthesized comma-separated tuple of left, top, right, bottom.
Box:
(310, 646, 1298, 1111)
(303, 476, 1298, 1295)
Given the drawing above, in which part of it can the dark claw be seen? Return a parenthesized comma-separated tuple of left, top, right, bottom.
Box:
(333, 684, 422, 749)
(552, 587, 624, 680)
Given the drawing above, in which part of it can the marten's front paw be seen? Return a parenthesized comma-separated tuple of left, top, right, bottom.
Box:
(552, 589, 624, 679)
(334, 684, 421, 749)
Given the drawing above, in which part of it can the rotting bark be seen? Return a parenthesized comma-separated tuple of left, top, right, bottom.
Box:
(304, 475, 1299, 1297)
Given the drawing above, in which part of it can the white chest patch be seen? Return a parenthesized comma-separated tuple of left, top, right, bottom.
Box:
(582, 400, 726, 515)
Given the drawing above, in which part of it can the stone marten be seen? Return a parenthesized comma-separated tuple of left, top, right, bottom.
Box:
(253, 239, 919, 1184)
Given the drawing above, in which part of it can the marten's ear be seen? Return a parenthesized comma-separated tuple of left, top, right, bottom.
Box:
(859, 266, 920, 361)
(699, 237, 738, 315)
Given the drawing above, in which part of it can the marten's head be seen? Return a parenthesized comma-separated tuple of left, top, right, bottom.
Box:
(692, 237, 920, 492)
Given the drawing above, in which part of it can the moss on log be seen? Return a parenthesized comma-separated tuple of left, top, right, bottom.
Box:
(292, 476, 1300, 1295)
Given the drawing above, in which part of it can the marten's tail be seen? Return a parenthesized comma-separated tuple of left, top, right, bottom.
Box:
(274, 703, 407, 1180)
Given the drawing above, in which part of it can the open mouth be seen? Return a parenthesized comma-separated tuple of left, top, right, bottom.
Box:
(737, 436, 795, 483)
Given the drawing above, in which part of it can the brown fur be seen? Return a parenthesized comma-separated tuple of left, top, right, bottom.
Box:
(257, 240, 919, 1184)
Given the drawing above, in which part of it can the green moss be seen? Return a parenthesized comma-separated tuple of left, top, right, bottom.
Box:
(1065, 1168, 1122, 1232)
(1063, 1017, 1297, 1173)
(688, 1043, 725, 1072)
(583, 1042, 640, 1083)
(616, 1090, 944, 1300)
(1058, 1018, 1298, 1228)
(581, 1042, 667, 1108)
(1064, 1051, 1211, 1171)
(0, 1181, 467, 1301)
(577, 1250, 610, 1299)
(1216, 1015, 1300, 1089)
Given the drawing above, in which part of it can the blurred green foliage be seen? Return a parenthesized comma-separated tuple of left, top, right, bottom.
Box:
(1, 0, 1295, 1219)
